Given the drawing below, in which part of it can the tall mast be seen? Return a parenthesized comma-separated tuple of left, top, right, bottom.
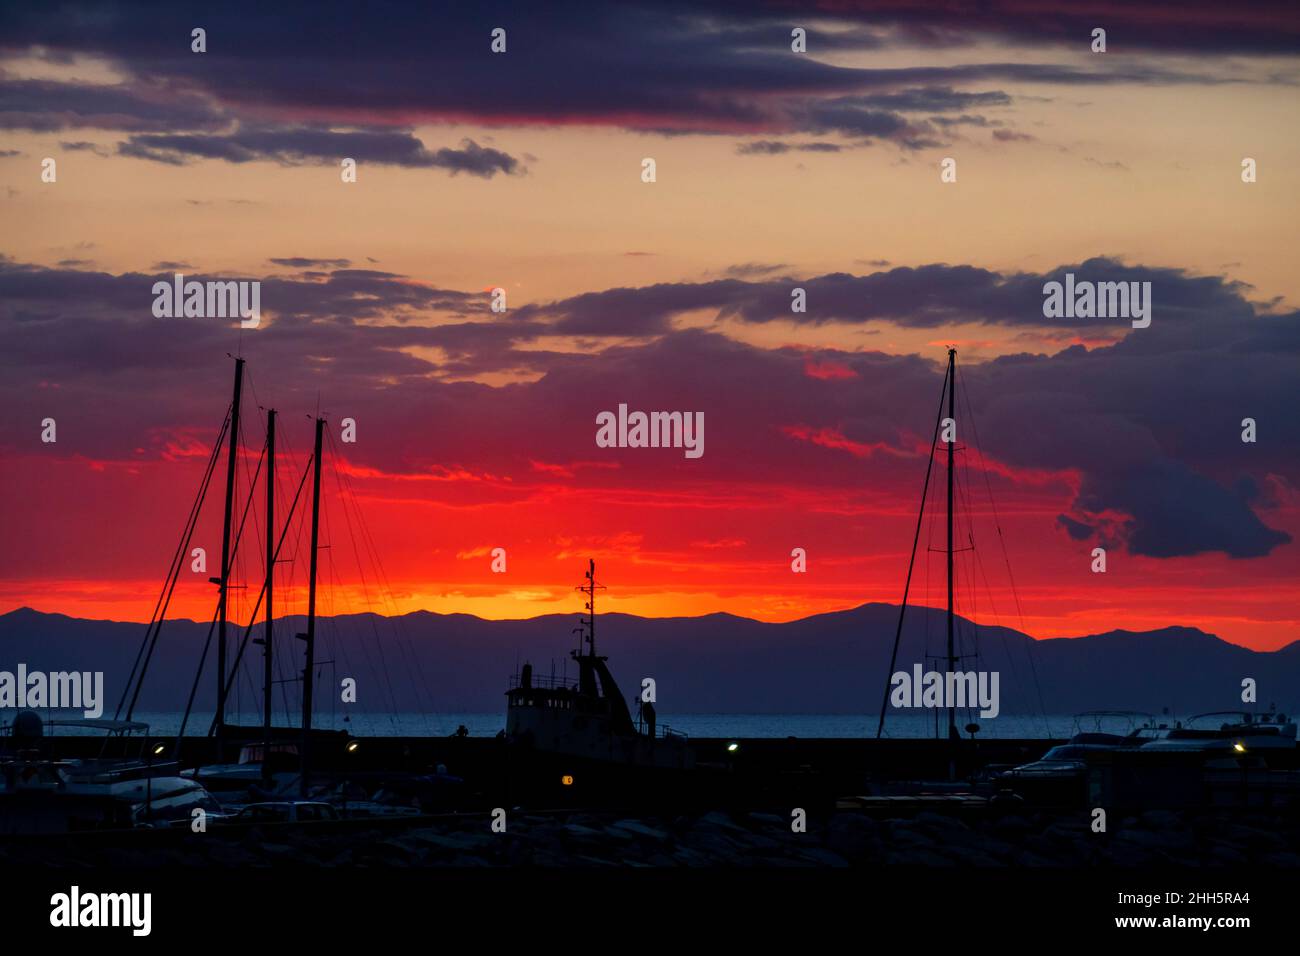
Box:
(299, 416, 324, 797)
(215, 357, 244, 746)
(262, 408, 275, 779)
(945, 347, 958, 777)
(586, 559, 596, 657)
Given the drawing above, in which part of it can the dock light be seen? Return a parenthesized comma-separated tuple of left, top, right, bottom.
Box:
(561, 775, 574, 786)
(151, 743, 167, 756)
(346, 739, 361, 753)
(726, 742, 739, 753)
(1233, 742, 1246, 753)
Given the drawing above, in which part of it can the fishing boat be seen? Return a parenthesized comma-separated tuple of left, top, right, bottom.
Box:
(503, 560, 694, 803)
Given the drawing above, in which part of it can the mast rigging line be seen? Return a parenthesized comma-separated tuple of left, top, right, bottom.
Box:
(321, 439, 404, 730)
(230, 407, 270, 717)
(955, 364, 1052, 737)
(206, 445, 315, 735)
(875, 358, 951, 739)
(117, 406, 231, 721)
(272, 424, 309, 729)
(325, 428, 440, 732)
(172, 606, 221, 753)
(172, 440, 271, 742)
(230, 413, 256, 718)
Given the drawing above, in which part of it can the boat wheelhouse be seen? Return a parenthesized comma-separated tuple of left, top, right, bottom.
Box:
(505, 560, 693, 772)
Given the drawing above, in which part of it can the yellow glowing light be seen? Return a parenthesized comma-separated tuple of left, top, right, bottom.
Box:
(1233, 742, 1246, 753)
(561, 775, 574, 786)
(346, 740, 361, 753)
(727, 742, 739, 752)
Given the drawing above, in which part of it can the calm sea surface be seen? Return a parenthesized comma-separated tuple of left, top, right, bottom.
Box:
(30, 711, 1135, 739)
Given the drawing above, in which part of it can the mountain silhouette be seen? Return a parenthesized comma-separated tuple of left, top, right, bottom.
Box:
(0, 605, 1294, 717)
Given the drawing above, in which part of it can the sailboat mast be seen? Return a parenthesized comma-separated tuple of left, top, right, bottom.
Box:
(300, 416, 324, 797)
(587, 559, 596, 657)
(215, 357, 245, 745)
(946, 348, 958, 774)
(263, 408, 275, 777)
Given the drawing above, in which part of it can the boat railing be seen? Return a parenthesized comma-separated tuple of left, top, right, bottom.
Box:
(507, 673, 576, 692)
(1, 718, 155, 762)
(1070, 711, 1158, 735)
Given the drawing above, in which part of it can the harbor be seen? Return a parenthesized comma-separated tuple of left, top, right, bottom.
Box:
(4, 354, 1297, 846)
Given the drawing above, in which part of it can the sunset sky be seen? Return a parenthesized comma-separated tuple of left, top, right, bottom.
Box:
(2, 1, 1298, 650)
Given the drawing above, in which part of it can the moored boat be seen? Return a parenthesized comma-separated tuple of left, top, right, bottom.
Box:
(504, 560, 695, 804)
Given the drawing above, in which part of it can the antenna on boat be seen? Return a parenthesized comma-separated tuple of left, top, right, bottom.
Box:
(574, 559, 605, 659)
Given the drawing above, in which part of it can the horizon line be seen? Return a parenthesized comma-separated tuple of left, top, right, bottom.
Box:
(2, 602, 1272, 652)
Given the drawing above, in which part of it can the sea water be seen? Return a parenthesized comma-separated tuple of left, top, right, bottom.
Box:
(37, 711, 1081, 739)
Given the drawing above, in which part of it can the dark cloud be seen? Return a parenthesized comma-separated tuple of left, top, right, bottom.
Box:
(117, 128, 522, 175)
(0, 259, 488, 334)
(829, 62, 1240, 89)
(972, 338, 1297, 559)
(0, 255, 1293, 562)
(759, 0, 1300, 54)
(515, 279, 753, 335)
(736, 140, 846, 154)
(1056, 514, 1094, 541)
(1082, 460, 1289, 558)
(0, 78, 225, 132)
(58, 140, 110, 155)
(929, 114, 998, 128)
(723, 263, 788, 278)
(849, 87, 1012, 112)
(797, 97, 940, 147)
(269, 257, 352, 269)
(0, 3, 1270, 148)
(518, 258, 1258, 334)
